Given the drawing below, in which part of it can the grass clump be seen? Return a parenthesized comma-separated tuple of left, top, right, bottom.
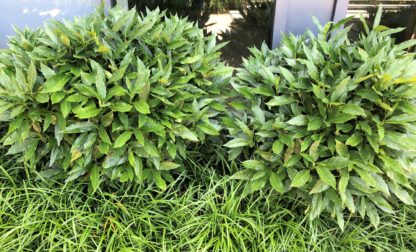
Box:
(1, 153, 416, 251)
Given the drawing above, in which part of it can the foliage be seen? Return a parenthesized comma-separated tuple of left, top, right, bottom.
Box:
(129, 0, 242, 14)
(1, 157, 416, 251)
(208, 0, 272, 14)
(209, 0, 240, 13)
(0, 6, 232, 190)
(128, 0, 211, 26)
(129, 0, 195, 10)
(237, 0, 274, 28)
(367, 4, 416, 43)
(223, 8, 416, 229)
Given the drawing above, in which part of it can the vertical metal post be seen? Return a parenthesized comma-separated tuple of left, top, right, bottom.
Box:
(271, 0, 289, 48)
(332, 0, 349, 22)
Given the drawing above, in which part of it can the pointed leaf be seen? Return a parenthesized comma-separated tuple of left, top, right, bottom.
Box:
(269, 172, 285, 193)
(291, 170, 311, 187)
(134, 100, 150, 114)
(44, 73, 71, 93)
(114, 131, 133, 148)
(90, 166, 100, 192)
(316, 165, 336, 188)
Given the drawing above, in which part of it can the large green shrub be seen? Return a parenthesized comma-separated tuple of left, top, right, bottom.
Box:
(0, 6, 232, 190)
(224, 10, 416, 228)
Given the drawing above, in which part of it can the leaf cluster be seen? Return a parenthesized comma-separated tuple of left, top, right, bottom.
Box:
(224, 9, 416, 228)
(0, 6, 232, 190)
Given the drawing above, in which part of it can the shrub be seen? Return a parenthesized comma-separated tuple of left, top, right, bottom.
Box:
(129, 0, 212, 28)
(0, 6, 232, 190)
(223, 9, 416, 228)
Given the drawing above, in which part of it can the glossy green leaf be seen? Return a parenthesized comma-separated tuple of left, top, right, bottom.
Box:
(242, 160, 265, 170)
(316, 166, 336, 188)
(197, 122, 220, 136)
(266, 96, 295, 107)
(160, 161, 181, 171)
(98, 128, 111, 144)
(179, 128, 199, 142)
(114, 131, 133, 148)
(291, 170, 311, 187)
(346, 133, 362, 146)
(224, 138, 250, 148)
(287, 115, 307, 126)
(91, 60, 106, 100)
(134, 100, 150, 114)
(62, 122, 95, 133)
(112, 102, 133, 112)
(153, 171, 167, 191)
(269, 172, 285, 193)
(307, 116, 322, 131)
(44, 73, 71, 93)
(272, 140, 284, 154)
(74, 105, 101, 119)
(342, 104, 366, 116)
(279, 66, 295, 83)
(90, 166, 100, 192)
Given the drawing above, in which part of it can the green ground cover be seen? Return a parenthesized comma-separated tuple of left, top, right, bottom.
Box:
(0, 5, 415, 251)
(0, 144, 415, 251)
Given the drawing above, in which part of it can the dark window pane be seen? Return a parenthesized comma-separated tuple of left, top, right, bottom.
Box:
(129, 0, 273, 66)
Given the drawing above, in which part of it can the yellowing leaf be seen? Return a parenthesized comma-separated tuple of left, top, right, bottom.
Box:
(355, 74, 375, 83)
(97, 44, 110, 53)
(335, 140, 349, 157)
(377, 101, 393, 111)
(395, 76, 416, 84)
(71, 149, 82, 162)
(60, 34, 70, 47)
(175, 127, 199, 142)
(60, 100, 71, 118)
